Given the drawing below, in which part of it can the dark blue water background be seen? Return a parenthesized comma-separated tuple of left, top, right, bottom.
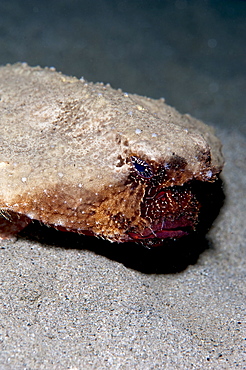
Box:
(0, 0, 245, 129)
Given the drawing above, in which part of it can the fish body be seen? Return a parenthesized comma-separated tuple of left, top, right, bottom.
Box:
(0, 63, 224, 246)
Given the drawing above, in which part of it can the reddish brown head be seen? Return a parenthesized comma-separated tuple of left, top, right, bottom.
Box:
(125, 155, 218, 247)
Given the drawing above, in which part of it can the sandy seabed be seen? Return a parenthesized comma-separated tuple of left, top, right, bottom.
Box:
(0, 129, 245, 369)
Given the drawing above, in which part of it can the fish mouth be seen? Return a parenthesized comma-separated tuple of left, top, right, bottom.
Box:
(125, 179, 224, 247)
(128, 227, 190, 240)
(127, 218, 195, 243)
(126, 183, 201, 246)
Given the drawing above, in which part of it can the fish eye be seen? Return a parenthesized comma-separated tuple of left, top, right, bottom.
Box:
(130, 156, 154, 179)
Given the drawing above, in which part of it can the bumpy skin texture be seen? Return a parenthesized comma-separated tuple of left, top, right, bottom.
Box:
(0, 63, 224, 245)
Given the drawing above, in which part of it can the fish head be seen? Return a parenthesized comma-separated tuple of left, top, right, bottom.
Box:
(120, 154, 221, 247)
